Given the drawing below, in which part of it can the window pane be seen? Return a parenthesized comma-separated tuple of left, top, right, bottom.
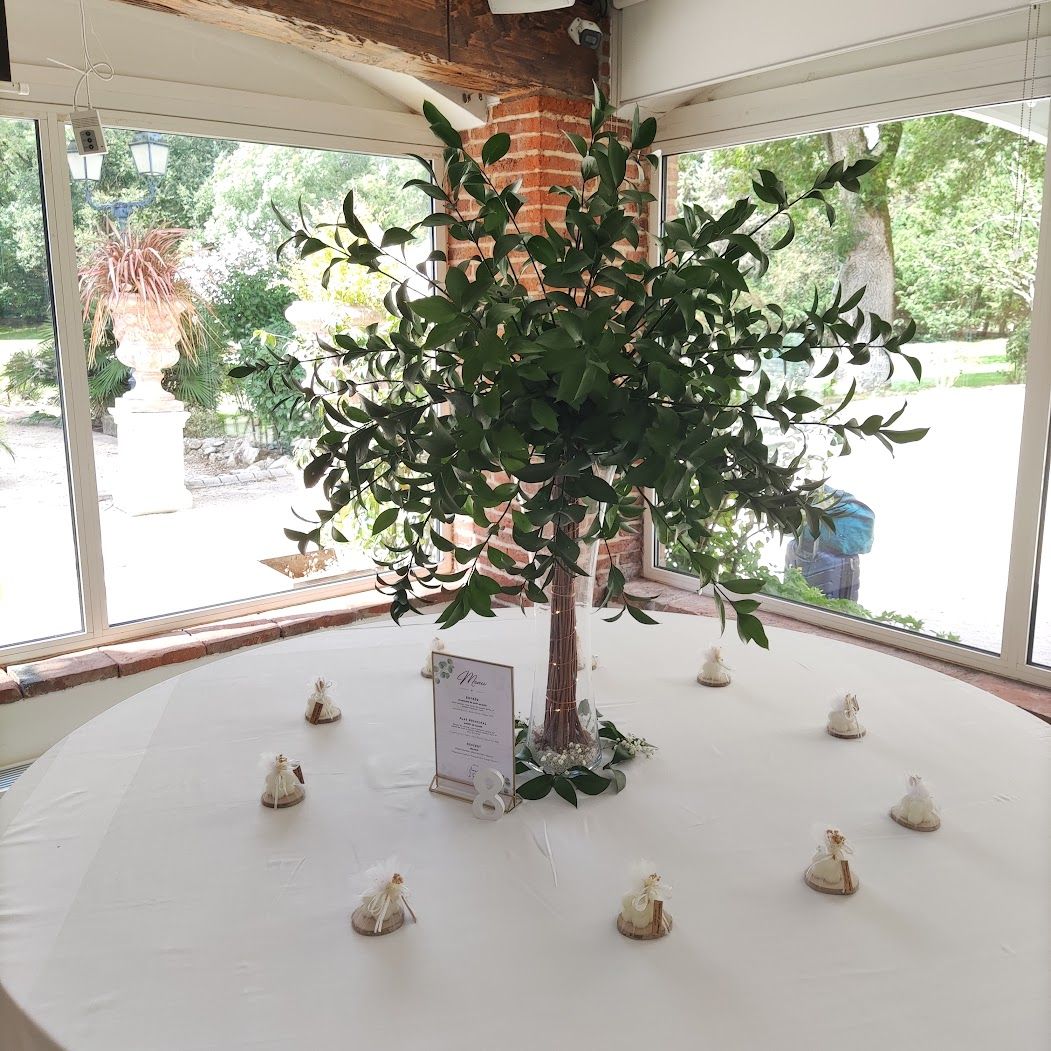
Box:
(64, 127, 424, 624)
(0, 117, 84, 647)
(661, 103, 1046, 653)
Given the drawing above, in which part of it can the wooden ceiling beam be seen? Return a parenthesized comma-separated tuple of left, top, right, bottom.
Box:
(119, 1, 605, 96)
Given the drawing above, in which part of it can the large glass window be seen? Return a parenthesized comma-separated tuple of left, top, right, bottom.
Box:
(660, 103, 1047, 654)
(0, 117, 84, 647)
(61, 126, 424, 624)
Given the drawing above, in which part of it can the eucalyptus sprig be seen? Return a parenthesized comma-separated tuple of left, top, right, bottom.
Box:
(514, 715, 655, 807)
(233, 85, 926, 647)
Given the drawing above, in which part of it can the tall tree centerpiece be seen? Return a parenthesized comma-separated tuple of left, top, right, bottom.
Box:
(237, 91, 925, 778)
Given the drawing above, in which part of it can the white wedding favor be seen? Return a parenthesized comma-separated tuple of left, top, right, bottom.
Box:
(420, 636, 445, 678)
(890, 774, 941, 831)
(351, 858, 417, 936)
(260, 752, 304, 809)
(304, 677, 341, 724)
(826, 692, 865, 738)
(617, 860, 673, 939)
(804, 828, 858, 895)
(697, 644, 731, 687)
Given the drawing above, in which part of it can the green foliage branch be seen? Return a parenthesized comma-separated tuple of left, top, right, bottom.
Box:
(234, 89, 926, 646)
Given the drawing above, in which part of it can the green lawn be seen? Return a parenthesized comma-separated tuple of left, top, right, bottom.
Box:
(0, 322, 52, 343)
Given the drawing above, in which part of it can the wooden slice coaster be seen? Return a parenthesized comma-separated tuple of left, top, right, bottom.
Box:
(826, 726, 866, 739)
(890, 808, 940, 832)
(305, 709, 342, 724)
(616, 913, 673, 940)
(351, 905, 404, 937)
(260, 785, 305, 809)
(803, 869, 859, 896)
(697, 677, 730, 688)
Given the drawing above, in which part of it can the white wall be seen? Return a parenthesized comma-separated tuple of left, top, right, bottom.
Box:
(619, 0, 1031, 105)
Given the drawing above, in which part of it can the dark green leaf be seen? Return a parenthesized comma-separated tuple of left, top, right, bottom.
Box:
(481, 132, 511, 165)
(516, 774, 553, 800)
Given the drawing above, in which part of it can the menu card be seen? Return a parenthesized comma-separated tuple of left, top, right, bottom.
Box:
(431, 652, 516, 804)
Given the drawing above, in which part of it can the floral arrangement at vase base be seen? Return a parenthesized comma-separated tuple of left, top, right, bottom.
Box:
(515, 715, 656, 807)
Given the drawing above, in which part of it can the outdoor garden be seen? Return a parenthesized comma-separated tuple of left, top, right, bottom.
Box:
(0, 105, 1048, 659)
(0, 119, 423, 643)
(663, 106, 1049, 655)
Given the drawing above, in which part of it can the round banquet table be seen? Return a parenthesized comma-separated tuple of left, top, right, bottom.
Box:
(1, 610, 1048, 1051)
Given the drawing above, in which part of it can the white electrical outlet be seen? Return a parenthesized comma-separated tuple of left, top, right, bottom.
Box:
(70, 108, 107, 156)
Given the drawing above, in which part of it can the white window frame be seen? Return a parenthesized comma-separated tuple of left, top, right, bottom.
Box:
(0, 80, 442, 667)
(643, 34, 1051, 688)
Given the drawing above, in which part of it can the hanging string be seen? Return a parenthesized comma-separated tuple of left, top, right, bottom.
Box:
(1015, 4, 1043, 245)
(47, 0, 114, 110)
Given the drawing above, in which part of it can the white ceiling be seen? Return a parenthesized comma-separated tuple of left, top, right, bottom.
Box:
(618, 0, 1036, 107)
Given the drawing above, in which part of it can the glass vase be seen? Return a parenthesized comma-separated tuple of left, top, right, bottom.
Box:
(525, 468, 612, 775)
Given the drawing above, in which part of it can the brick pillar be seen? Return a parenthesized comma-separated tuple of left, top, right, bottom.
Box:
(448, 94, 648, 598)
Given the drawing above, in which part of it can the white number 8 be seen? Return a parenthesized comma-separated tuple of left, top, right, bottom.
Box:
(472, 768, 506, 821)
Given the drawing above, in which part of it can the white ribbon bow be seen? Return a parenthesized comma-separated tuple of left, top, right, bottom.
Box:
(630, 872, 669, 913)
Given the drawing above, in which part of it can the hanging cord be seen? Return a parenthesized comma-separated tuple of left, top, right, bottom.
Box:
(1015, 3, 1043, 245)
(47, 0, 114, 110)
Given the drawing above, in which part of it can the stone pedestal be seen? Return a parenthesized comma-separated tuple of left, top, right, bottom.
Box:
(107, 294, 193, 516)
(110, 397, 192, 516)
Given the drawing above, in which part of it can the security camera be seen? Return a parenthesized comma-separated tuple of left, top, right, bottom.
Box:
(568, 17, 603, 49)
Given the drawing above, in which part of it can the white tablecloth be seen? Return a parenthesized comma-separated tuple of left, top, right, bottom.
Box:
(1, 611, 1048, 1050)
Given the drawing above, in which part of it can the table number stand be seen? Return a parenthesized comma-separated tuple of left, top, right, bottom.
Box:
(429, 652, 518, 813)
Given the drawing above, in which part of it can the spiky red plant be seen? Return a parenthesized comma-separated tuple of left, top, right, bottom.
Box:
(78, 224, 203, 361)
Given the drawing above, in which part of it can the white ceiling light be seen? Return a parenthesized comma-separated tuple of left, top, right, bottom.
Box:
(487, 1, 574, 13)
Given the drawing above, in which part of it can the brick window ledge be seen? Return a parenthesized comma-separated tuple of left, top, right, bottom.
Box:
(0, 589, 449, 704)
(3, 581, 1048, 725)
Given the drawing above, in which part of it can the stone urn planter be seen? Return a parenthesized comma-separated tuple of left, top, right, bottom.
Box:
(111, 294, 185, 407)
(108, 293, 192, 516)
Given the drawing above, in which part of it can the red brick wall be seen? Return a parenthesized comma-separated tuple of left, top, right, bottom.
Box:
(446, 94, 647, 599)
(446, 94, 650, 281)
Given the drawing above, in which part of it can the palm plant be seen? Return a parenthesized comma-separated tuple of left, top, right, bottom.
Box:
(78, 224, 205, 360)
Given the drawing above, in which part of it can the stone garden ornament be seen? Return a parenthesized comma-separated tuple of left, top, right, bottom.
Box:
(79, 225, 205, 516)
